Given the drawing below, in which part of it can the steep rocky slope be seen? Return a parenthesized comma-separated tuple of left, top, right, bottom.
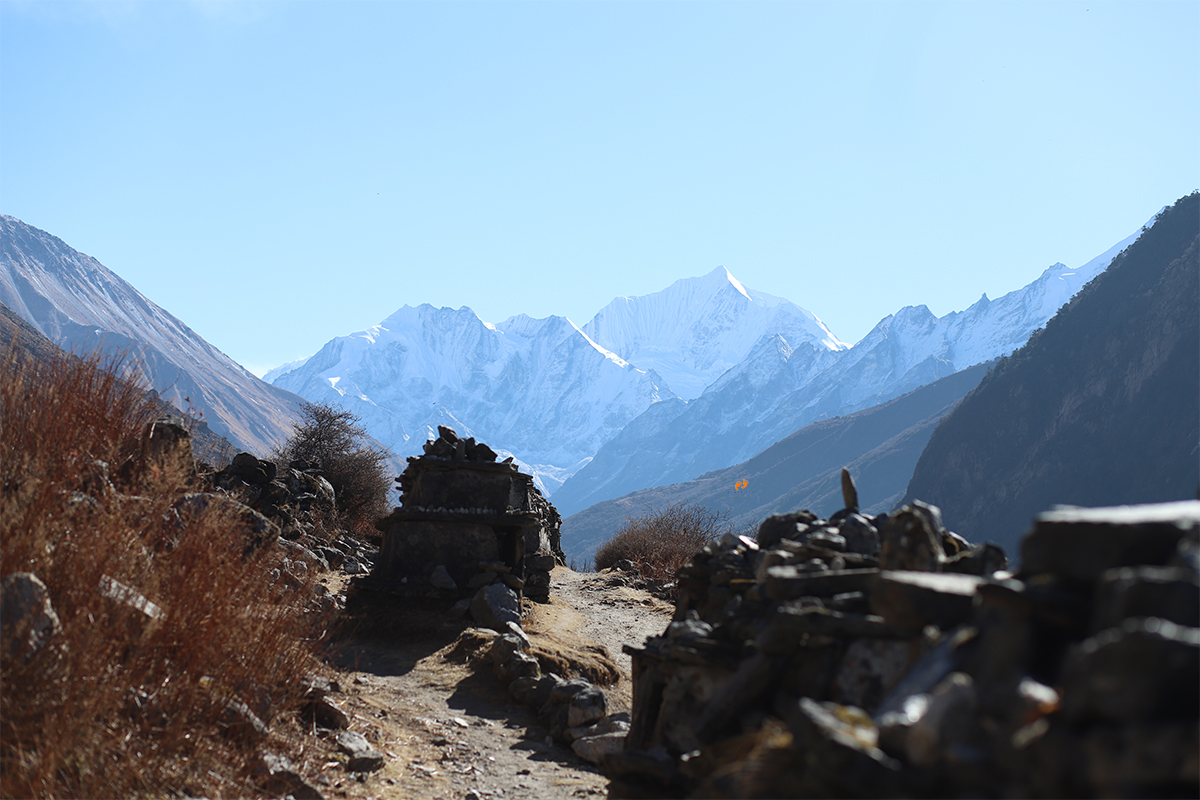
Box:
(0, 216, 307, 456)
(902, 192, 1200, 556)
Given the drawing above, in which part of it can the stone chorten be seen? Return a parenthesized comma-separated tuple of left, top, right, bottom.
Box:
(372, 426, 564, 602)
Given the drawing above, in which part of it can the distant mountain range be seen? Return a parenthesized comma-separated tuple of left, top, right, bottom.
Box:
(903, 192, 1199, 559)
(266, 222, 1142, 507)
(552, 226, 1142, 518)
(0, 215, 305, 457)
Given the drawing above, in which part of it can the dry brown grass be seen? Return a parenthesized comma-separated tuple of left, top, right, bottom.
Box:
(0, 343, 326, 799)
(594, 502, 733, 583)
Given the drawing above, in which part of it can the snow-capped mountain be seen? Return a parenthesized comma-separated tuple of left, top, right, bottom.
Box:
(0, 215, 306, 456)
(266, 304, 675, 495)
(583, 266, 847, 400)
(552, 218, 1149, 517)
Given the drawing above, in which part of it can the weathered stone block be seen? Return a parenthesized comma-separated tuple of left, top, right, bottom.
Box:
(1, 572, 62, 664)
(763, 566, 879, 601)
(1022, 501, 1200, 584)
(1061, 617, 1200, 724)
(878, 503, 945, 572)
(869, 570, 983, 630)
(1092, 565, 1199, 630)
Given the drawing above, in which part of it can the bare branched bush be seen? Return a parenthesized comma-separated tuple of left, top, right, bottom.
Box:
(0, 342, 323, 799)
(273, 401, 392, 537)
(594, 502, 734, 582)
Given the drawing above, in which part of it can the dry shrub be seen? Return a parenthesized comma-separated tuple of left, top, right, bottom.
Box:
(273, 401, 392, 540)
(0, 343, 324, 799)
(594, 502, 734, 583)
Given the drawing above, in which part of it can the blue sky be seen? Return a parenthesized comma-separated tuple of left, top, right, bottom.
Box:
(2, 1, 1196, 377)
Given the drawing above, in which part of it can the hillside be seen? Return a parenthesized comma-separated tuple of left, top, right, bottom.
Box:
(561, 360, 994, 563)
(0, 302, 236, 463)
(0, 216, 307, 456)
(903, 192, 1200, 556)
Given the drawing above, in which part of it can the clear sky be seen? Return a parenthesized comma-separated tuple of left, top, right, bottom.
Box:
(2, 1, 1196, 377)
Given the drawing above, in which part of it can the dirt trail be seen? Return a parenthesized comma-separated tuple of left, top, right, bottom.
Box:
(312, 567, 673, 800)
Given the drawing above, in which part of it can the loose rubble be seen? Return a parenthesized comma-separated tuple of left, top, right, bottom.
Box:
(605, 472, 1200, 798)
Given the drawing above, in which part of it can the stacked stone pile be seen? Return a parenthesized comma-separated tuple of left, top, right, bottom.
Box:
(606, 474, 1200, 798)
(372, 426, 564, 603)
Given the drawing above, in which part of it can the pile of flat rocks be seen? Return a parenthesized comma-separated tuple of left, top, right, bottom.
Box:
(607, 474, 1199, 798)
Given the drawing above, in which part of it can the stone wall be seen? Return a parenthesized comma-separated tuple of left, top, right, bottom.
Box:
(605, 477, 1199, 798)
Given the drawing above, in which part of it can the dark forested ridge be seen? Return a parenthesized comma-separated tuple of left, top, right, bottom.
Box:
(903, 192, 1200, 557)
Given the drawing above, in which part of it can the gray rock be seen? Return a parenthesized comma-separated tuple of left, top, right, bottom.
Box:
(470, 583, 521, 632)
(762, 566, 878, 601)
(878, 504, 945, 572)
(567, 684, 608, 728)
(335, 730, 385, 772)
(430, 564, 458, 591)
(1, 572, 62, 664)
(525, 673, 567, 709)
(773, 698, 901, 797)
(305, 696, 349, 730)
(832, 638, 917, 711)
(565, 714, 631, 742)
(942, 542, 1008, 576)
(902, 672, 982, 767)
(839, 513, 881, 556)
(496, 651, 541, 684)
(252, 752, 325, 800)
(841, 468, 860, 512)
(757, 510, 818, 549)
(526, 552, 558, 572)
(572, 731, 627, 764)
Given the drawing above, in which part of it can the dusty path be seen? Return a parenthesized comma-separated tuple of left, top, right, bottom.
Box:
(310, 567, 673, 800)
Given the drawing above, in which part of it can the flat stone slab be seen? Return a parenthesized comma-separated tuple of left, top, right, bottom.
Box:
(764, 567, 880, 601)
(1022, 501, 1200, 584)
(869, 571, 984, 630)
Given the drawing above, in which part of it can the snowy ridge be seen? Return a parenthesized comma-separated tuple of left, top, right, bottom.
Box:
(268, 303, 675, 495)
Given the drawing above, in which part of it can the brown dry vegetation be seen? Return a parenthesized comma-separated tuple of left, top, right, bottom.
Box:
(594, 502, 735, 584)
(0, 344, 326, 798)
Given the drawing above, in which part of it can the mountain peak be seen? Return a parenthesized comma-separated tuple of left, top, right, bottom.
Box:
(582, 268, 844, 400)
